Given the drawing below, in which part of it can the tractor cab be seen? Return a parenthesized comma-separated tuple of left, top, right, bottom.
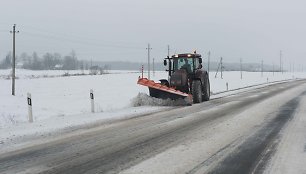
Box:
(164, 53, 203, 76)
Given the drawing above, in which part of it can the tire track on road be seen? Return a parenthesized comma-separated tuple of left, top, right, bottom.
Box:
(205, 90, 305, 174)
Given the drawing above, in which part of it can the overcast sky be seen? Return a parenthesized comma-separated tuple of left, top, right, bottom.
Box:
(0, 0, 306, 68)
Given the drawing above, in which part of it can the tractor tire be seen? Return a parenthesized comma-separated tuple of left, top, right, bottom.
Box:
(192, 80, 202, 103)
(202, 76, 210, 101)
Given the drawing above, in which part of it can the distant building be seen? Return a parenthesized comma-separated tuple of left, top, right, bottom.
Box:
(16, 62, 23, 69)
(54, 64, 63, 70)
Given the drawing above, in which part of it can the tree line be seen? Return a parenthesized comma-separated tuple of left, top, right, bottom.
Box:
(0, 50, 90, 70)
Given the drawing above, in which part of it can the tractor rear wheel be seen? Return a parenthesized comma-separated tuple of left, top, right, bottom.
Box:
(202, 76, 210, 101)
(192, 80, 202, 103)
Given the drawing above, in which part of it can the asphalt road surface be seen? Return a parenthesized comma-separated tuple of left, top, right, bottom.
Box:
(1, 80, 306, 174)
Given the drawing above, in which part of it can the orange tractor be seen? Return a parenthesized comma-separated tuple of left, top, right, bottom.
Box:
(138, 52, 210, 104)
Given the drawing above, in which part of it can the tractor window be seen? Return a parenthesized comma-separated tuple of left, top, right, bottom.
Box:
(173, 58, 194, 73)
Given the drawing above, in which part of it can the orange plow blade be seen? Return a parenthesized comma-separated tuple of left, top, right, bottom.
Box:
(137, 78, 192, 103)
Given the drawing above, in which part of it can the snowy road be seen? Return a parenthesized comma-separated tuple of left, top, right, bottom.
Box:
(1, 80, 306, 174)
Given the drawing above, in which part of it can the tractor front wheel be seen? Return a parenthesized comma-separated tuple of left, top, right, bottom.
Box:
(192, 80, 202, 103)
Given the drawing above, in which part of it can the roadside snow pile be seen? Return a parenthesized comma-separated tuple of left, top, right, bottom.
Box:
(131, 93, 189, 106)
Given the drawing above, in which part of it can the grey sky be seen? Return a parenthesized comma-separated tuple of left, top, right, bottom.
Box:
(0, 0, 305, 68)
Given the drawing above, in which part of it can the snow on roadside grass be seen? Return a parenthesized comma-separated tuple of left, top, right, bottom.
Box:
(0, 69, 306, 129)
(0, 69, 92, 79)
(0, 106, 170, 152)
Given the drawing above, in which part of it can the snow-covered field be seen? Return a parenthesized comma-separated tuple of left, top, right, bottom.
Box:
(0, 69, 306, 150)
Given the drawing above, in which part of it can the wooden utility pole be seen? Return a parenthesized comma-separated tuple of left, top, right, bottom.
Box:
(153, 58, 155, 76)
(279, 50, 282, 73)
(208, 51, 211, 75)
(221, 57, 223, 79)
(214, 59, 220, 78)
(146, 44, 152, 79)
(167, 45, 170, 57)
(261, 60, 264, 77)
(215, 57, 223, 79)
(282, 58, 284, 73)
(10, 24, 19, 96)
(240, 58, 242, 79)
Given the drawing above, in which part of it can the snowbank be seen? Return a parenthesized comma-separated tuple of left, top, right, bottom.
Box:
(131, 93, 189, 106)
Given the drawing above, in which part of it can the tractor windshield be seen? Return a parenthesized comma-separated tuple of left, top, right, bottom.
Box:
(173, 58, 194, 73)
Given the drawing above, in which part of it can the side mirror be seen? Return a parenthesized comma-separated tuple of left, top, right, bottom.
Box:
(163, 59, 167, 66)
(199, 58, 202, 64)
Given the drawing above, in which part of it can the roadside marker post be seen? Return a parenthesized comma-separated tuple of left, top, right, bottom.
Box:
(226, 82, 229, 91)
(90, 89, 95, 113)
(27, 93, 33, 123)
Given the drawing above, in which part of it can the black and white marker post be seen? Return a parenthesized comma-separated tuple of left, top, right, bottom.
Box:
(90, 89, 95, 113)
(27, 93, 33, 123)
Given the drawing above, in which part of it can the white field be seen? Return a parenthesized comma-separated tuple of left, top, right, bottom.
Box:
(0, 69, 306, 150)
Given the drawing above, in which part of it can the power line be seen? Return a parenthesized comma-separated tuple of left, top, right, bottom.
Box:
(22, 24, 145, 46)
(15, 24, 168, 52)
(21, 31, 145, 50)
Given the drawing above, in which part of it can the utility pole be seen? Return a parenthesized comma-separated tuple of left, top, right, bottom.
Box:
(240, 58, 242, 79)
(152, 58, 155, 76)
(261, 60, 263, 77)
(279, 50, 282, 72)
(167, 45, 170, 57)
(146, 44, 152, 79)
(273, 63, 275, 76)
(208, 51, 211, 75)
(221, 57, 223, 79)
(282, 59, 285, 74)
(279, 50, 282, 73)
(215, 57, 223, 79)
(214, 58, 220, 78)
(10, 24, 19, 96)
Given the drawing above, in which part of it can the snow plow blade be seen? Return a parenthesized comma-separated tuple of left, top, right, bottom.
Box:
(137, 78, 192, 103)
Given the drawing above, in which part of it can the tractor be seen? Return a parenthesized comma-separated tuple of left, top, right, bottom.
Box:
(138, 52, 210, 103)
